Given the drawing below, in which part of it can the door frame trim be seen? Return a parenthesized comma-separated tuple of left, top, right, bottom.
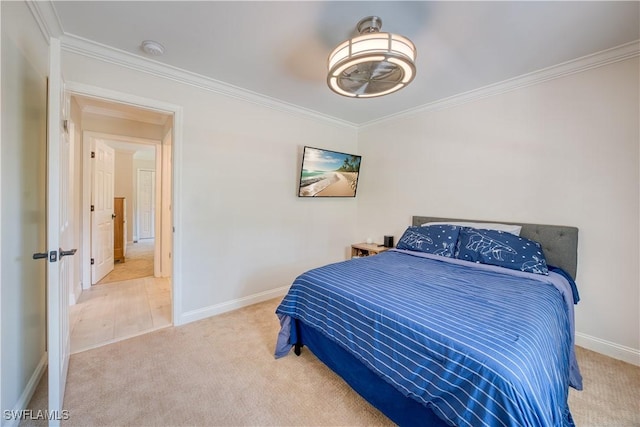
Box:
(67, 81, 184, 325)
(82, 131, 160, 287)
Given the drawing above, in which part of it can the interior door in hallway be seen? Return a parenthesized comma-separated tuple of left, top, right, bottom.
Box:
(91, 139, 115, 283)
(137, 169, 155, 239)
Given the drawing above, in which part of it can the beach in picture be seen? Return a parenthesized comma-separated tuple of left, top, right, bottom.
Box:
(298, 147, 361, 197)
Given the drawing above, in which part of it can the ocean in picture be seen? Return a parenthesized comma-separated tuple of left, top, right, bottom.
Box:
(299, 169, 360, 197)
(299, 170, 339, 195)
(298, 147, 361, 197)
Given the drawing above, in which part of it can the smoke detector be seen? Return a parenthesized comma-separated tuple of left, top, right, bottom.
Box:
(141, 40, 165, 56)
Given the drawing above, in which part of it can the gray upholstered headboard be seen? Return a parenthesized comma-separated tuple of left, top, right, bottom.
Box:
(412, 216, 579, 279)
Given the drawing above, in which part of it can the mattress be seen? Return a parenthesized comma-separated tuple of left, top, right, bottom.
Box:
(275, 249, 581, 426)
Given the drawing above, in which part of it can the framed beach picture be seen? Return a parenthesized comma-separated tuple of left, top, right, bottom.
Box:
(298, 146, 362, 197)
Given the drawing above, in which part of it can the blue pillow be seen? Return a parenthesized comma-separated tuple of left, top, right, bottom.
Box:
(396, 225, 461, 258)
(456, 228, 549, 275)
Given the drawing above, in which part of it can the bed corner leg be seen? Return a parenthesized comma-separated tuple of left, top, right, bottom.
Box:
(294, 342, 303, 356)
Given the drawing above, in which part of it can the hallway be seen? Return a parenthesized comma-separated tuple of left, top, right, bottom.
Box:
(70, 241, 171, 354)
(98, 239, 155, 284)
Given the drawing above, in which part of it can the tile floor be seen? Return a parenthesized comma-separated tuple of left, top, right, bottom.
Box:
(69, 276, 172, 354)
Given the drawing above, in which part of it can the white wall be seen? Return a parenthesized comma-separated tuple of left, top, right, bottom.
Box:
(82, 114, 165, 141)
(0, 1, 48, 420)
(62, 52, 359, 321)
(356, 57, 640, 364)
(60, 25, 638, 364)
(114, 150, 134, 242)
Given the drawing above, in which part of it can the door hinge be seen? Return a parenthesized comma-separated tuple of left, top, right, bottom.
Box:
(91, 205, 94, 212)
(90, 258, 94, 265)
(63, 119, 69, 133)
(91, 151, 95, 158)
(49, 250, 58, 263)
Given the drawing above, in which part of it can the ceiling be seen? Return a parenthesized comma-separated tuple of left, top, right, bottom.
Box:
(51, 1, 639, 126)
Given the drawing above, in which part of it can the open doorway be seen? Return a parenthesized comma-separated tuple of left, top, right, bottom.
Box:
(68, 94, 174, 353)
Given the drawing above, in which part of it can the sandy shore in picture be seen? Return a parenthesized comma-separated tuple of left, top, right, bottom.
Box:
(316, 172, 358, 197)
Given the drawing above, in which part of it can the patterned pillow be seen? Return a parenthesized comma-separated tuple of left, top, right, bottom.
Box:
(396, 225, 461, 258)
(422, 221, 522, 236)
(456, 228, 549, 275)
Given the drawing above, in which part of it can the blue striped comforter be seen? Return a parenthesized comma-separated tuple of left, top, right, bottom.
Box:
(276, 250, 580, 427)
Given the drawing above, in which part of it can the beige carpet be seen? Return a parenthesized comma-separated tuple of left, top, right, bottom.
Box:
(98, 240, 154, 284)
(23, 298, 640, 427)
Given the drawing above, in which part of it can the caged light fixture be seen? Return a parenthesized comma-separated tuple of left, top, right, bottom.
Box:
(327, 16, 417, 98)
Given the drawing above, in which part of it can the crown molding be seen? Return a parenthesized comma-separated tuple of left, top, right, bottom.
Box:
(65, 35, 635, 131)
(30, 1, 354, 127)
(361, 40, 640, 129)
(27, 0, 639, 130)
(60, 33, 358, 130)
(26, 0, 64, 42)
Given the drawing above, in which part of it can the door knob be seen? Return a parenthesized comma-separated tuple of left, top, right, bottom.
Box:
(112, 213, 116, 219)
(33, 252, 48, 260)
(59, 248, 77, 258)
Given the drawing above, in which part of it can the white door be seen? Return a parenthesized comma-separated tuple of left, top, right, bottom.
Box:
(137, 169, 155, 239)
(91, 140, 115, 284)
(47, 37, 75, 426)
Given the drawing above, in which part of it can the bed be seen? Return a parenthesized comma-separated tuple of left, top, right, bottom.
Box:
(275, 216, 583, 426)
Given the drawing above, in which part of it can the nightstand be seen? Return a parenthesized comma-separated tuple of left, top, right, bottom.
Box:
(351, 243, 389, 258)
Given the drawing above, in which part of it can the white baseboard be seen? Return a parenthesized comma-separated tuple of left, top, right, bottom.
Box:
(4, 353, 47, 427)
(575, 332, 640, 366)
(178, 285, 289, 325)
(180, 289, 640, 367)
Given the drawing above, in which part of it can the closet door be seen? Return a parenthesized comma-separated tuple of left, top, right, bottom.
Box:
(137, 169, 155, 239)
